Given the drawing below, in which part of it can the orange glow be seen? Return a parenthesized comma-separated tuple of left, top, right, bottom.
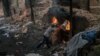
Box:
(52, 17, 58, 24)
(66, 20, 71, 31)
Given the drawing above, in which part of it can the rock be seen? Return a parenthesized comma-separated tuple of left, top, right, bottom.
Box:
(26, 53, 42, 56)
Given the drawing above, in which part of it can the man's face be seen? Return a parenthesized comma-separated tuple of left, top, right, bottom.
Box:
(51, 17, 59, 25)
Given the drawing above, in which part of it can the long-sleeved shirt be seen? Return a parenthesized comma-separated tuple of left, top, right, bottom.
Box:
(44, 26, 57, 37)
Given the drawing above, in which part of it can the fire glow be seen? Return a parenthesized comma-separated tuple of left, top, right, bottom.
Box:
(51, 16, 71, 31)
(65, 20, 71, 31)
(52, 17, 58, 25)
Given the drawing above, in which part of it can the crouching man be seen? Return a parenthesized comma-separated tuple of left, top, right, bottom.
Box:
(64, 29, 97, 56)
(37, 24, 57, 48)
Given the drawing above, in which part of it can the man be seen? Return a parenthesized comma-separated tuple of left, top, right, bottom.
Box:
(37, 20, 69, 48)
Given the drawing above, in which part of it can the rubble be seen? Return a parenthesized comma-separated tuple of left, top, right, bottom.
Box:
(0, 0, 100, 56)
(6, 53, 42, 56)
(0, 16, 40, 54)
(26, 53, 42, 56)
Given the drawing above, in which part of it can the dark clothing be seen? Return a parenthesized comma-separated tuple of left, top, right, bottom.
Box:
(37, 25, 57, 48)
(37, 35, 51, 48)
(82, 30, 96, 43)
(44, 26, 57, 37)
